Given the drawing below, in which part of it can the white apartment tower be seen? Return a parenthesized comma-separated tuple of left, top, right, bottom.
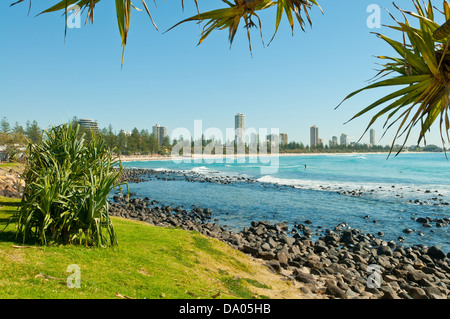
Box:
(340, 133, 348, 146)
(370, 129, 376, 146)
(280, 133, 288, 145)
(235, 113, 245, 146)
(152, 124, 167, 145)
(310, 125, 319, 148)
(78, 118, 99, 132)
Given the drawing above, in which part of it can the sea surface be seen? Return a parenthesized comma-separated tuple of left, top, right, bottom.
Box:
(120, 153, 450, 253)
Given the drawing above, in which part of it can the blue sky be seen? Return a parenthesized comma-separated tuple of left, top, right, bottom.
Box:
(0, 0, 447, 147)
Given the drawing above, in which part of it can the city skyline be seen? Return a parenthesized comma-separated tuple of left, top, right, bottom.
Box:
(0, 110, 401, 149)
(0, 109, 431, 148)
(138, 114, 379, 148)
(0, 113, 393, 148)
(1, 1, 446, 148)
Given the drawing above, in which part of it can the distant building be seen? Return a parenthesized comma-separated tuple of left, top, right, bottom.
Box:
(329, 136, 338, 147)
(266, 134, 279, 147)
(340, 133, 348, 146)
(370, 129, 376, 146)
(319, 138, 324, 147)
(235, 113, 245, 146)
(152, 124, 167, 145)
(280, 133, 288, 145)
(78, 118, 98, 132)
(250, 132, 259, 148)
(310, 125, 319, 148)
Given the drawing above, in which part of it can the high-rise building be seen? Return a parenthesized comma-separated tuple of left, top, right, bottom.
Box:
(235, 113, 245, 145)
(331, 136, 338, 147)
(78, 118, 98, 132)
(310, 125, 319, 148)
(280, 133, 288, 145)
(250, 132, 259, 148)
(340, 133, 348, 146)
(266, 134, 279, 146)
(152, 124, 167, 145)
(370, 129, 376, 146)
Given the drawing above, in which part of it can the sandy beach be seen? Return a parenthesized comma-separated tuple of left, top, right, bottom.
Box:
(118, 152, 403, 163)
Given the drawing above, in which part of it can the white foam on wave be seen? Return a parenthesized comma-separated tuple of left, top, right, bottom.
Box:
(140, 163, 450, 201)
(256, 175, 450, 200)
(191, 166, 212, 173)
(278, 164, 304, 168)
(151, 165, 240, 178)
(257, 175, 365, 193)
(189, 166, 243, 178)
(152, 167, 173, 172)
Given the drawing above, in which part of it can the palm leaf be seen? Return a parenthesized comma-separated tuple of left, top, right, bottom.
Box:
(339, 0, 450, 155)
(14, 0, 321, 62)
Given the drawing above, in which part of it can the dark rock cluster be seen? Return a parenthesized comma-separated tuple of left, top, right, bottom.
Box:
(117, 168, 450, 209)
(118, 168, 148, 183)
(109, 194, 450, 299)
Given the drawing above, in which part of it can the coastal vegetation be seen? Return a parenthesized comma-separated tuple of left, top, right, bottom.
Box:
(13, 123, 124, 247)
(339, 0, 450, 155)
(0, 195, 299, 299)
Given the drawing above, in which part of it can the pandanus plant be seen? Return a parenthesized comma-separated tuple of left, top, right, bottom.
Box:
(13, 122, 127, 247)
(10, 0, 321, 61)
(338, 0, 450, 155)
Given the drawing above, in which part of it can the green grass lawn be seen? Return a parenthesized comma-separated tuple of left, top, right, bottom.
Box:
(0, 196, 300, 299)
(0, 162, 24, 170)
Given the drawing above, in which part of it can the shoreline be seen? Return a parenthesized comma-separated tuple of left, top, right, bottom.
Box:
(117, 167, 450, 252)
(110, 168, 450, 299)
(109, 179, 450, 299)
(118, 151, 439, 163)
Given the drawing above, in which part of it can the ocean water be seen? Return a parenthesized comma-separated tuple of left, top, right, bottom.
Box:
(121, 153, 450, 253)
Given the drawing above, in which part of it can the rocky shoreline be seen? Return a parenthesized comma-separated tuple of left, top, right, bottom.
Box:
(109, 168, 450, 299)
(117, 167, 450, 207)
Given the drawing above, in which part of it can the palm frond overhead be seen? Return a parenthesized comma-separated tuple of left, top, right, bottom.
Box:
(271, 0, 322, 43)
(11, 1, 322, 62)
(167, 0, 322, 53)
(166, 0, 275, 55)
(337, 0, 450, 156)
(12, 0, 159, 66)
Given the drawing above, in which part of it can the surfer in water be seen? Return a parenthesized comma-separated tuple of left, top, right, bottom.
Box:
(303, 164, 307, 170)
